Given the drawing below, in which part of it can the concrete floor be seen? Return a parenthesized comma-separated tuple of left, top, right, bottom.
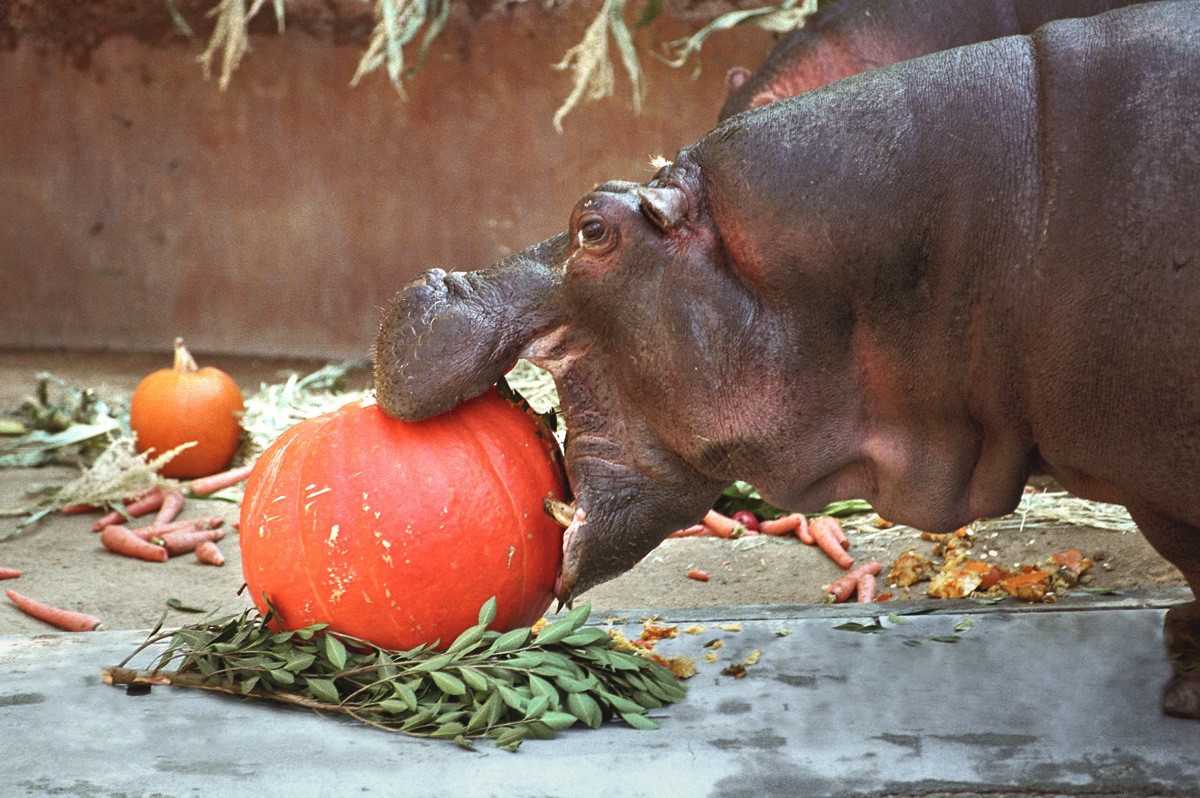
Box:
(4, 594, 1199, 797)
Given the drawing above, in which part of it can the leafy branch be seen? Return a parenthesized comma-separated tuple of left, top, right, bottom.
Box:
(103, 598, 686, 751)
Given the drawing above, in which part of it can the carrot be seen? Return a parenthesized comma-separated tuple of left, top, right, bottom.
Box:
(830, 522, 850, 550)
(155, 490, 186, 524)
(132, 517, 224, 541)
(6, 589, 101, 632)
(189, 464, 254, 496)
(160, 527, 226, 557)
(687, 569, 710, 581)
(822, 561, 883, 603)
(0, 567, 20, 580)
(195, 541, 225, 566)
(703, 510, 748, 539)
(795, 514, 814, 545)
(809, 516, 853, 569)
(668, 524, 707, 538)
(856, 572, 877, 603)
(60, 503, 99, 515)
(92, 489, 166, 532)
(759, 513, 805, 536)
(100, 525, 169, 562)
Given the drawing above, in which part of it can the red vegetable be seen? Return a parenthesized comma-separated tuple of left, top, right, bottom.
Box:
(823, 561, 883, 603)
(239, 392, 567, 650)
(156, 490, 185, 524)
(100, 525, 169, 562)
(687, 569, 711, 582)
(160, 526, 226, 556)
(703, 510, 748, 538)
(0, 567, 20, 580)
(809, 516, 854, 569)
(6, 590, 101, 632)
(92, 489, 166, 532)
(856, 573, 877, 603)
(730, 511, 760, 532)
(189, 465, 254, 497)
(130, 338, 244, 479)
(195, 541, 225, 566)
(759, 512, 803, 536)
(132, 517, 223, 540)
(668, 524, 707, 538)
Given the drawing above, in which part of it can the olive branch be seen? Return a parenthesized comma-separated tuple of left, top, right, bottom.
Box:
(103, 597, 687, 751)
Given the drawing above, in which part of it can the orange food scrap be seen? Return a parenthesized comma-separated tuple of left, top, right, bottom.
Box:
(687, 569, 711, 582)
(999, 570, 1053, 602)
(531, 618, 549, 635)
(640, 623, 678, 642)
(875, 593, 894, 602)
(1049, 549, 1094, 584)
(889, 550, 936, 588)
(683, 625, 706, 635)
(927, 567, 983, 599)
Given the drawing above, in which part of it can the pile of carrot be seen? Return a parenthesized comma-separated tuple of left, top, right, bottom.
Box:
(71, 464, 251, 568)
(822, 561, 882, 604)
(668, 509, 858, 570)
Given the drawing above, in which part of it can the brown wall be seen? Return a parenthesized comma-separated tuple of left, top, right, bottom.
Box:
(0, 2, 769, 359)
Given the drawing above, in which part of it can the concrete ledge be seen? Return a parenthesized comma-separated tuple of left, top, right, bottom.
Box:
(4, 592, 1199, 797)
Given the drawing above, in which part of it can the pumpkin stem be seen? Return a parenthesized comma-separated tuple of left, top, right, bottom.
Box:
(173, 337, 200, 373)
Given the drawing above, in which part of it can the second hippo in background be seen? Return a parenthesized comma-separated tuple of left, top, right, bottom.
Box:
(720, 0, 1157, 120)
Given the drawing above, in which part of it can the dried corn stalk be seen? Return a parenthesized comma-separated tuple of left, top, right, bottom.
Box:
(351, 0, 453, 97)
(553, 0, 644, 131)
(664, 0, 818, 71)
(198, 0, 286, 90)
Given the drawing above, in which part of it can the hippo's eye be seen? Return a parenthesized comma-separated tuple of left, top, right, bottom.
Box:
(577, 215, 615, 253)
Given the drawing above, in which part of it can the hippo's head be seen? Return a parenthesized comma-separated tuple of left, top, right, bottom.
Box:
(375, 159, 798, 602)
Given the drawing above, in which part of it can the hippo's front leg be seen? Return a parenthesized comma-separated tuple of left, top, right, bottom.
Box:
(1127, 506, 1200, 718)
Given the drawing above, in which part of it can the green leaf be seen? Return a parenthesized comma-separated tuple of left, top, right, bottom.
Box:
(525, 694, 551, 719)
(541, 711, 578, 730)
(467, 692, 502, 733)
(166, 598, 208, 613)
(833, 621, 885, 634)
(411, 653, 455, 672)
(929, 635, 960, 644)
(264, 667, 294, 686)
(459, 667, 489, 693)
(453, 735, 477, 751)
(401, 703, 441, 731)
(528, 673, 557, 699)
(391, 681, 419, 711)
(533, 618, 578, 647)
(620, 711, 660, 730)
(283, 652, 317, 672)
(811, 499, 874, 517)
(497, 684, 529, 712)
(304, 677, 340, 704)
(478, 597, 498, 627)
(446, 624, 487, 655)
(321, 635, 348, 670)
(239, 675, 260, 695)
(1080, 587, 1118, 595)
(886, 614, 914, 625)
(902, 639, 923, 648)
(522, 720, 557, 740)
(555, 674, 593, 693)
(567, 691, 604, 729)
(430, 721, 468, 739)
(970, 595, 1007, 605)
(294, 624, 328, 640)
(953, 618, 974, 633)
(562, 627, 611, 647)
(488, 627, 531, 655)
(430, 671, 467, 696)
(598, 691, 644, 715)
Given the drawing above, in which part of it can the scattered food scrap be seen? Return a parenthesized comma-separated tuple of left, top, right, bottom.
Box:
(0, 567, 20, 580)
(687, 569, 710, 582)
(683, 625, 706, 635)
(720, 663, 747, 678)
(716, 622, 742, 632)
(743, 649, 762, 666)
(888, 550, 937, 588)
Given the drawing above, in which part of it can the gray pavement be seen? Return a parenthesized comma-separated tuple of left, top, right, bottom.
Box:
(4, 591, 1200, 798)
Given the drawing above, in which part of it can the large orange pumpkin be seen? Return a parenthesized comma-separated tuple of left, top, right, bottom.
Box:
(239, 390, 567, 650)
(130, 338, 244, 478)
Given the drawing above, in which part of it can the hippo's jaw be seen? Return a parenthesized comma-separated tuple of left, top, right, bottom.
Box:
(534, 352, 725, 603)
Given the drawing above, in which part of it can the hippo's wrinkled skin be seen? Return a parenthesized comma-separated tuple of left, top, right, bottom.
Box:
(376, 3, 1200, 717)
(720, 0, 1155, 120)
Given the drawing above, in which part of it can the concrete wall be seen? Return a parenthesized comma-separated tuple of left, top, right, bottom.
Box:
(0, 1, 769, 359)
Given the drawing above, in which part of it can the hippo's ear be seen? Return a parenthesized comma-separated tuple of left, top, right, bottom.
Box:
(636, 185, 689, 232)
(726, 67, 750, 93)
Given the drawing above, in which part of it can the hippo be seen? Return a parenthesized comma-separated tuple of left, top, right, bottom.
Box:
(375, 2, 1200, 718)
(720, 0, 1155, 120)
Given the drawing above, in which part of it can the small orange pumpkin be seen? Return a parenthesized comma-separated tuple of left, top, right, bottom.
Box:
(130, 338, 244, 478)
(239, 390, 566, 650)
